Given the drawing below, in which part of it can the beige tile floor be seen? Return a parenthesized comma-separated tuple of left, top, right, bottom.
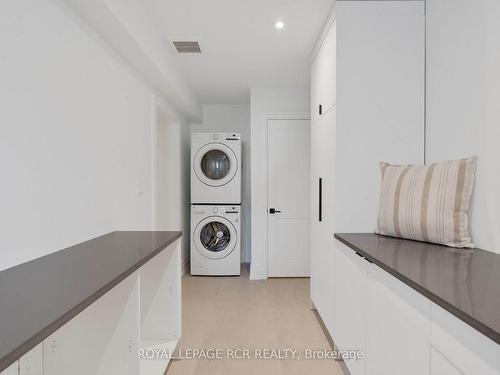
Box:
(167, 265, 346, 375)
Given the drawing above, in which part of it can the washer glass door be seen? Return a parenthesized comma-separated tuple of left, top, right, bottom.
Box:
(200, 221, 230, 252)
(194, 216, 236, 259)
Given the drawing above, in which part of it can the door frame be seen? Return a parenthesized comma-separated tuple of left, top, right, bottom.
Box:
(250, 111, 310, 280)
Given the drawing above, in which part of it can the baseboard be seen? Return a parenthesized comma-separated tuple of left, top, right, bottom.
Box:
(311, 308, 335, 350)
(249, 263, 267, 280)
(181, 255, 189, 276)
(311, 306, 351, 375)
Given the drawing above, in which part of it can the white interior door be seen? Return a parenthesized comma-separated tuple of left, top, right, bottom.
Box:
(267, 119, 311, 277)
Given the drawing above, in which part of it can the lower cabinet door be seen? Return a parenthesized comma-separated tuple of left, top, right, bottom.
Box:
(1, 362, 18, 375)
(310, 210, 324, 313)
(311, 227, 335, 334)
(310, 108, 337, 339)
(431, 347, 465, 375)
(365, 264, 430, 375)
(430, 303, 500, 375)
(335, 241, 366, 375)
(43, 273, 140, 375)
(19, 344, 42, 375)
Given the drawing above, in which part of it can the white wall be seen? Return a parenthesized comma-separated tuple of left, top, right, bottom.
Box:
(180, 121, 192, 268)
(0, 0, 183, 270)
(426, 0, 500, 253)
(103, 0, 201, 120)
(155, 112, 182, 232)
(191, 105, 251, 262)
(250, 88, 310, 279)
(54, 0, 201, 120)
(334, 1, 425, 233)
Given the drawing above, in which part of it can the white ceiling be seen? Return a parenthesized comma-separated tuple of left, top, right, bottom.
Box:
(142, 0, 334, 104)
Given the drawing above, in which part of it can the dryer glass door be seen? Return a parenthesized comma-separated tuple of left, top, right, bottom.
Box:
(201, 150, 231, 180)
(194, 143, 238, 187)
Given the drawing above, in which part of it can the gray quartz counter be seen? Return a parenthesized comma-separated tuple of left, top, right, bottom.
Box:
(0, 231, 182, 372)
(334, 233, 500, 345)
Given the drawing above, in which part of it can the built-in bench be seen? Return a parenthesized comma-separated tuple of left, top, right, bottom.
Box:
(334, 233, 500, 375)
(0, 231, 182, 375)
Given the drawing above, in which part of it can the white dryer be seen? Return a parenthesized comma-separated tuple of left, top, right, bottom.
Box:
(191, 132, 241, 204)
(191, 205, 241, 276)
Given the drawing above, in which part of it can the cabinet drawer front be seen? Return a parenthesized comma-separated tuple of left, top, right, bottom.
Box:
(431, 303, 500, 375)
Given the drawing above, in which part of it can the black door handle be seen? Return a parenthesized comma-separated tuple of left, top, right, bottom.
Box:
(319, 178, 323, 222)
(269, 208, 282, 214)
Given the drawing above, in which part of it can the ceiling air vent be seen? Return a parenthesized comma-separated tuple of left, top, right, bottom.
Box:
(173, 41, 201, 53)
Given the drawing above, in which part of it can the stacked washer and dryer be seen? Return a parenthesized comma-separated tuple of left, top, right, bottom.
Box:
(190, 133, 241, 276)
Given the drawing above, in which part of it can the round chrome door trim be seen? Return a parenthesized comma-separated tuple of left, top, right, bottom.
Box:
(193, 142, 238, 187)
(194, 216, 237, 259)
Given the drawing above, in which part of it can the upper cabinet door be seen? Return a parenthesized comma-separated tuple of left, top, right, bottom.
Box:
(320, 20, 336, 115)
(311, 19, 336, 121)
(311, 49, 321, 121)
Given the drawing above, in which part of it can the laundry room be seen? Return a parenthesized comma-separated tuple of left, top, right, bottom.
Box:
(2, 1, 500, 375)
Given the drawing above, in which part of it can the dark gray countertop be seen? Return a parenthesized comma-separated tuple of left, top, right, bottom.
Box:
(0, 231, 182, 372)
(334, 233, 500, 345)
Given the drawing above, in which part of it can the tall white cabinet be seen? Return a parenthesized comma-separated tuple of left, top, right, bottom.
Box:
(310, 1, 425, 375)
(310, 8, 338, 334)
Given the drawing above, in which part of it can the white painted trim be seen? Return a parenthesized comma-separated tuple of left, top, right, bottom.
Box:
(249, 111, 311, 280)
(310, 1, 337, 62)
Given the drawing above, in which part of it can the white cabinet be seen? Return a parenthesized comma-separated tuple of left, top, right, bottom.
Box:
(139, 240, 181, 375)
(1, 238, 182, 375)
(332, 240, 500, 375)
(311, 19, 336, 121)
(431, 303, 500, 375)
(335, 242, 366, 375)
(311, 0, 424, 341)
(19, 345, 42, 375)
(43, 273, 140, 375)
(1, 362, 18, 375)
(365, 263, 430, 375)
(334, 240, 430, 375)
(310, 106, 336, 336)
(431, 347, 465, 375)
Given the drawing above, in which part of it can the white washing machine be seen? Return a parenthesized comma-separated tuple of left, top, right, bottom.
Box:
(191, 205, 241, 276)
(191, 132, 241, 204)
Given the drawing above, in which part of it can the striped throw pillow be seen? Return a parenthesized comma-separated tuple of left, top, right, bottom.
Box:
(376, 157, 477, 248)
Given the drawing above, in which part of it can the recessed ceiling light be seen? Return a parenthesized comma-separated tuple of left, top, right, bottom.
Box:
(275, 21, 285, 30)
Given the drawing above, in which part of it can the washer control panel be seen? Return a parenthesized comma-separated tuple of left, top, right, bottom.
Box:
(192, 206, 240, 215)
